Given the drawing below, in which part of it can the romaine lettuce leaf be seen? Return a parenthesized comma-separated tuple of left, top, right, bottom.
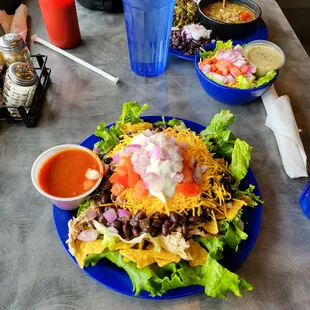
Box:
(234, 184, 263, 207)
(94, 102, 149, 153)
(154, 117, 186, 129)
(200, 110, 237, 160)
(84, 249, 253, 298)
(218, 210, 248, 251)
(77, 197, 91, 216)
(198, 236, 224, 261)
(256, 70, 277, 87)
(229, 139, 253, 185)
(235, 75, 255, 89)
(200, 40, 233, 59)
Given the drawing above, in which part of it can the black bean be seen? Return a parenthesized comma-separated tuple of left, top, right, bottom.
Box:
(95, 198, 102, 206)
(123, 222, 131, 239)
(130, 218, 139, 227)
(98, 214, 108, 225)
(170, 212, 178, 223)
(132, 227, 140, 238)
(139, 218, 150, 229)
(151, 228, 161, 237)
(162, 224, 169, 236)
(103, 157, 112, 165)
(142, 227, 153, 234)
(111, 220, 122, 230)
(164, 219, 171, 226)
(136, 211, 146, 221)
(189, 215, 202, 224)
(97, 208, 104, 217)
(158, 213, 167, 220)
(101, 193, 110, 204)
(152, 219, 162, 227)
(182, 223, 189, 237)
(170, 222, 178, 232)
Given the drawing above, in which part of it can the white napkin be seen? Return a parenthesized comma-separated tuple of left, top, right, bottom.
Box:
(261, 85, 308, 178)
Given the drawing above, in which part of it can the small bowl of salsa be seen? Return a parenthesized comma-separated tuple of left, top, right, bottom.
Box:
(198, 0, 261, 39)
(31, 144, 104, 210)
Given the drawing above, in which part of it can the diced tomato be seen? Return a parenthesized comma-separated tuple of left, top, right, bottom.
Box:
(216, 69, 222, 75)
(240, 65, 249, 74)
(124, 156, 140, 186)
(199, 58, 212, 70)
(110, 172, 128, 187)
(175, 183, 200, 196)
(115, 166, 128, 176)
(133, 180, 148, 198)
(211, 57, 218, 64)
(229, 66, 242, 77)
(222, 68, 229, 76)
(111, 183, 125, 196)
(239, 11, 250, 21)
(216, 60, 232, 72)
(210, 64, 217, 72)
(182, 166, 193, 183)
(165, 131, 173, 138)
(180, 149, 190, 163)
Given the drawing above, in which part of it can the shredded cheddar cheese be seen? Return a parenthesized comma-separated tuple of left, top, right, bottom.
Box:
(107, 122, 246, 219)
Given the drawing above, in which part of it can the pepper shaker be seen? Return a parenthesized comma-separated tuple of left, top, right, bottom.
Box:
(3, 62, 38, 117)
(0, 33, 33, 67)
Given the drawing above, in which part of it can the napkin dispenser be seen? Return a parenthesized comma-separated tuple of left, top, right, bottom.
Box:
(76, 0, 123, 13)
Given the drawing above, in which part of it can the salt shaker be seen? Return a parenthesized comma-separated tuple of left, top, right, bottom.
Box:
(3, 62, 38, 117)
(0, 33, 33, 67)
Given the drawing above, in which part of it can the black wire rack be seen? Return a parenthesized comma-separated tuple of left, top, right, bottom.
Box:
(0, 54, 51, 127)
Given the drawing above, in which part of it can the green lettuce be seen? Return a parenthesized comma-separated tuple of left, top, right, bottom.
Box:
(200, 110, 237, 160)
(154, 116, 186, 129)
(94, 102, 149, 152)
(256, 70, 277, 87)
(84, 249, 253, 298)
(229, 139, 254, 185)
(235, 75, 255, 89)
(200, 40, 233, 59)
(234, 185, 263, 207)
(198, 236, 225, 261)
(218, 211, 248, 251)
(77, 197, 91, 216)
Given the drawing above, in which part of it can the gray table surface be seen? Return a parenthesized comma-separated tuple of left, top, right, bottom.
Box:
(1, 0, 310, 309)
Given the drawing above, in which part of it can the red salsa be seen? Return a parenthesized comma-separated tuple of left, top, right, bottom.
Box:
(38, 149, 101, 198)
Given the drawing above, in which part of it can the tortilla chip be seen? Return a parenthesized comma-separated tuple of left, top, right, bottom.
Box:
(226, 199, 246, 220)
(120, 248, 181, 268)
(203, 210, 219, 234)
(109, 241, 135, 251)
(74, 240, 106, 268)
(215, 213, 226, 219)
(186, 240, 208, 267)
(123, 257, 131, 262)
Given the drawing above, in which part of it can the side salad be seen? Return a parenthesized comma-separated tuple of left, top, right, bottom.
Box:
(198, 40, 277, 89)
(66, 102, 262, 299)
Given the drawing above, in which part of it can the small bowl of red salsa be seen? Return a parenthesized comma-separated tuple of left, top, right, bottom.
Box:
(31, 144, 104, 210)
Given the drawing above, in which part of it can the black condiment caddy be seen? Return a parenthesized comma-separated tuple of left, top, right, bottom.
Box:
(0, 54, 51, 127)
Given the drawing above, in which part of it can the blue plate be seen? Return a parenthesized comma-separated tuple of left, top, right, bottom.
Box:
(53, 116, 262, 299)
(169, 18, 268, 61)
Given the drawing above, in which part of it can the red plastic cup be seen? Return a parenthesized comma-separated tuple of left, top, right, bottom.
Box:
(38, 0, 81, 49)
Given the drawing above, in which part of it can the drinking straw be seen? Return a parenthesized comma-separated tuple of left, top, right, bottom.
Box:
(31, 34, 119, 84)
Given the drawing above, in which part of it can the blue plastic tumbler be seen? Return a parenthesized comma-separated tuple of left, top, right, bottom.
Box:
(122, 0, 176, 77)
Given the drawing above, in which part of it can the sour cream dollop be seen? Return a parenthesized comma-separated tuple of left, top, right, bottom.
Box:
(181, 24, 212, 41)
(126, 130, 183, 203)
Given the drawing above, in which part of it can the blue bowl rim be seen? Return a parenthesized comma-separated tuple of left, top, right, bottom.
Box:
(195, 40, 278, 92)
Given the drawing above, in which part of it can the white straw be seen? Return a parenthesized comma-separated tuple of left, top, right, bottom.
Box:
(31, 34, 119, 84)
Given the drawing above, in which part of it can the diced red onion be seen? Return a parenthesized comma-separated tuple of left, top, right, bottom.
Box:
(193, 164, 202, 184)
(172, 172, 183, 183)
(124, 144, 143, 156)
(85, 169, 102, 180)
(150, 145, 161, 159)
(93, 147, 100, 154)
(103, 208, 117, 223)
(227, 75, 235, 83)
(113, 152, 120, 164)
(117, 208, 131, 218)
(133, 164, 146, 175)
(137, 155, 151, 167)
(143, 129, 154, 137)
(179, 142, 188, 150)
(77, 230, 99, 242)
(116, 196, 124, 206)
(87, 208, 97, 221)
(201, 165, 208, 174)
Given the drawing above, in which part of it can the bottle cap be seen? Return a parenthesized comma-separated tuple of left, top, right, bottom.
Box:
(0, 33, 26, 53)
(8, 62, 37, 86)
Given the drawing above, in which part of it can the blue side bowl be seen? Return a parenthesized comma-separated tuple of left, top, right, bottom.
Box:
(195, 41, 278, 105)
